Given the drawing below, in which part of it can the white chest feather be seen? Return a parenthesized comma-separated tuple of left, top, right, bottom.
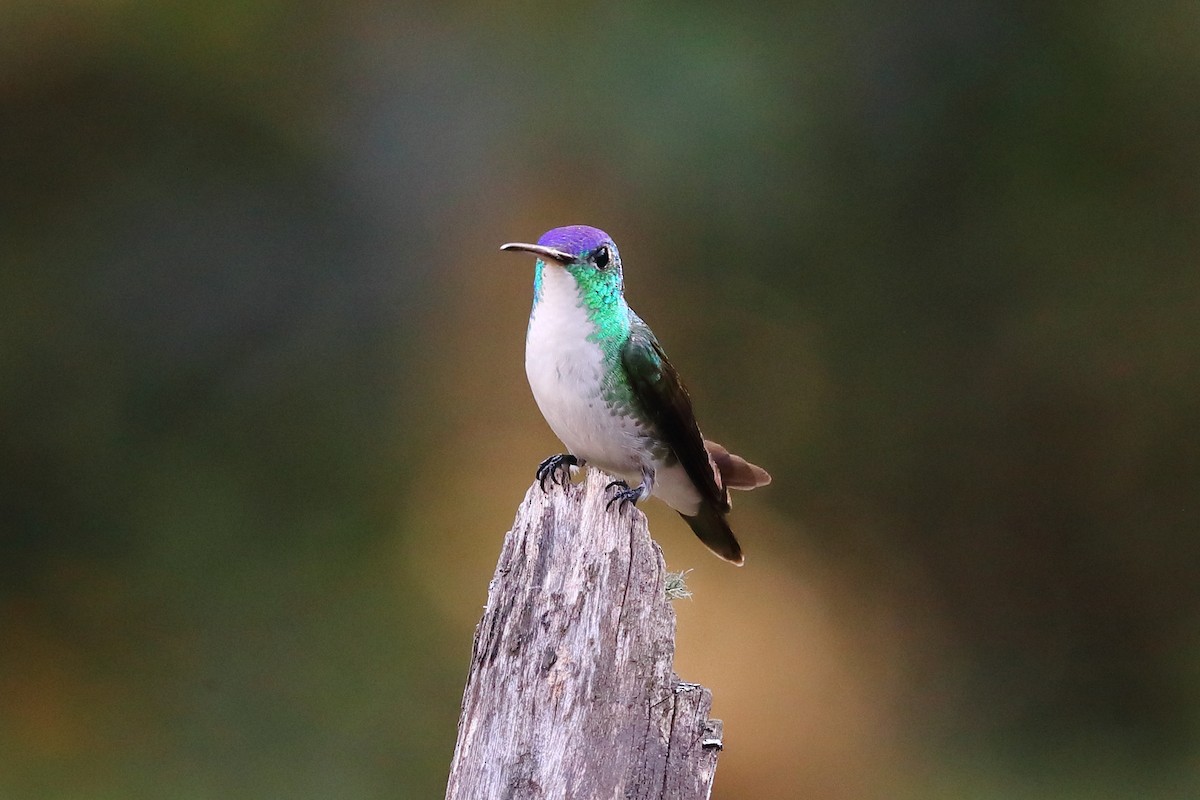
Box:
(524, 267, 648, 477)
(523, 266, 704, 516)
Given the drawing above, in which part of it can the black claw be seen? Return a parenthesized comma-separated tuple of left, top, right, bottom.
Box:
(536, 454, 579, 492)
(605, 481, 644, 512)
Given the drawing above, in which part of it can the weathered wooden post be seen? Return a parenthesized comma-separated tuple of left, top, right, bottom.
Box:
(445, 469, 724, 799)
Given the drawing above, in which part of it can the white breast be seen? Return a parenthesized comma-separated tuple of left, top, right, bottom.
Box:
(524, 265, 704, 516)
(524, 266, 647, 480)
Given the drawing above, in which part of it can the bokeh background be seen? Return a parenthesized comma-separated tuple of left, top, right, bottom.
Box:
(3, 1, 1199, 797)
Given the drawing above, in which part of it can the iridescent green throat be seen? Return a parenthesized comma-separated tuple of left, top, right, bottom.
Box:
(533, 257, 636, 401)
(571, 261, 641, 420)
(566, 261, 630, 353)
(532, 258, 631, 352)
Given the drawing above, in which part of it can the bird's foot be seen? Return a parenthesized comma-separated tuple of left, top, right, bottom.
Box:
(605, 479, 648, 512)
(536, 454, 581, 491)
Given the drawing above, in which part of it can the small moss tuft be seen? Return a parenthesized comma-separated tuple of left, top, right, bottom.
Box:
(664, 569, 693, 601)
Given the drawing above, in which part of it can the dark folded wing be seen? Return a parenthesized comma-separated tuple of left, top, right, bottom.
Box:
(620, 319, 730, 512)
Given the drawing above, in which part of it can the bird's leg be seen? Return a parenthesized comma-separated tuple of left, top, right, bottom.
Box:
(606, 467, 655, 512)
(536, 454, 583, 491)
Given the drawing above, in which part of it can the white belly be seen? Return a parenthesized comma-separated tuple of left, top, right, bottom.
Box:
(525, 279, 646, 476)
(524, 267, 703, 515)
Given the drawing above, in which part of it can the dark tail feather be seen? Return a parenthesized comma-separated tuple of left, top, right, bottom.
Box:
(681, 503, 745, 566)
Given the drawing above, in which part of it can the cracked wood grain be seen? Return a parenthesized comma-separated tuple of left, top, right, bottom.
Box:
(445, 470, 724, 800)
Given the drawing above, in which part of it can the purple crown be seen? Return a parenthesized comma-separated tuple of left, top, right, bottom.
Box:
(536, 225, 612, 258)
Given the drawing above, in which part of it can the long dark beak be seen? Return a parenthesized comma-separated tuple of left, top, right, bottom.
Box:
(500, 242, 574, 264)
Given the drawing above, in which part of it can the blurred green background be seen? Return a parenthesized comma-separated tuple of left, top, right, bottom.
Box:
(3, 1, 1198, 797)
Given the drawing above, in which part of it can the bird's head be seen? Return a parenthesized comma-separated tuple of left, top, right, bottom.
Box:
(501, 225, 625, 305)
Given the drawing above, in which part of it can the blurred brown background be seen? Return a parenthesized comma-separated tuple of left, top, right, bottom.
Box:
(2, 1, 1198, 797)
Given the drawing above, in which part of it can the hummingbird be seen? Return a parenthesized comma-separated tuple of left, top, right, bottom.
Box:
(501, 225, 770, 565)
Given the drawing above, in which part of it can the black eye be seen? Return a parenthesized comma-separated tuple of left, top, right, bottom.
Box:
(593, 245, 610, 269)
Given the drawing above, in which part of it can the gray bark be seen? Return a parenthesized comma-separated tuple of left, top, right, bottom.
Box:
(445, 469, 724, 800)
